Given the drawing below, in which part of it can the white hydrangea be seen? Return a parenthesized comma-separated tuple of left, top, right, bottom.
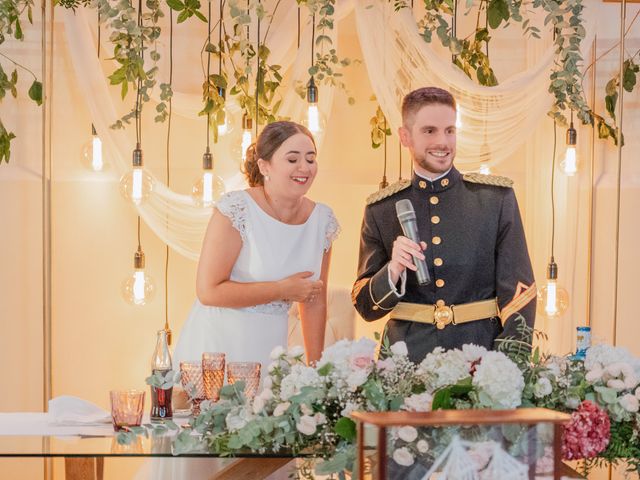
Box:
(417, 347, 471, 391)
(318, 338, 377, 391)
(390, 341, 408, 357)
(340, 400, 362, 417)
(585, 344, 640, 377)
(279, 365, 321, 400)
(461, 344, 488, 363)
(402, 392, 433, 412)
(472, 351, 524, 409)
(270, 345, 286, 360)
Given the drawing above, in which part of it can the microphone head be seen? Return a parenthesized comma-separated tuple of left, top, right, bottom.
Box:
(395, 199, 416, 221)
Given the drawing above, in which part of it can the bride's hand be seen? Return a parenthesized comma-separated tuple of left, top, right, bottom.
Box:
(277, 271, 323, 303)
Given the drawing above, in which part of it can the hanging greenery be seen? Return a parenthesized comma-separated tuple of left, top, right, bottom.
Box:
(399, 0, 635, 145)
(0, 0, 637, 162)
(0, 0, 41, 163)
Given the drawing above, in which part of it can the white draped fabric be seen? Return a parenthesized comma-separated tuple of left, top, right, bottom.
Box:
(63, 0, 597, 260)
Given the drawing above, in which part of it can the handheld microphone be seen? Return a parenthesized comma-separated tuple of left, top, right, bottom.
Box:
(395, 199, 431, 286)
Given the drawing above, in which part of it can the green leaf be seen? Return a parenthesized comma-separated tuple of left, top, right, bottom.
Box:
(334, 417, 356, 442)
(193, 10, 207, 22)
(28, 80, 43, 106)
(165, 0, 184, 11)
(487, 0, 509, 29)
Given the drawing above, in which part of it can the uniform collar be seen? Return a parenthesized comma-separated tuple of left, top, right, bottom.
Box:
(412, 166, 461, 193)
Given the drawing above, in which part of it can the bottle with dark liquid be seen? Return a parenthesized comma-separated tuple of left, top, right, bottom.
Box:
(150, 329, 173, 422)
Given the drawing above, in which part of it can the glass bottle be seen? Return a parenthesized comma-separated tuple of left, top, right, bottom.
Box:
(150, 329, 173, 421)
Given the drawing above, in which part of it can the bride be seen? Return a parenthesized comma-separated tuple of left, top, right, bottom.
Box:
(174, 120, 340, 369)
(140, 121, 340, 480)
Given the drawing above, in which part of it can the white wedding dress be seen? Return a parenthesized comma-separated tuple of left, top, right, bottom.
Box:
(135, 190, 339, 480)
(174, 189, 340, 370)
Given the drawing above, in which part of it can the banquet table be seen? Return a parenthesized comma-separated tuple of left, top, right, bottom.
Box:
(0, 412, 297, 480)
(0, 412, 586, 480)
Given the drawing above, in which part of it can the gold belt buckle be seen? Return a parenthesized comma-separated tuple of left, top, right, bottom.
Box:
(433, 303, 454, 329)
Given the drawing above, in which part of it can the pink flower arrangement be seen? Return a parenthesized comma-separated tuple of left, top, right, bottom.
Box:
(561, 400, 611, 460)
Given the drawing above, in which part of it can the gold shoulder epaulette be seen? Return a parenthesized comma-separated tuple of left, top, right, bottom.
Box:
(366, 179, 411, 205)
(463, 172, 513, 188)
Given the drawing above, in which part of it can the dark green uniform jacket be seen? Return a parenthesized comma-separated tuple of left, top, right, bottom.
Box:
(352, 166, 536, 363)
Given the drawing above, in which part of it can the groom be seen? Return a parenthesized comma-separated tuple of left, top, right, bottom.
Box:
(351, 87, 536, 363)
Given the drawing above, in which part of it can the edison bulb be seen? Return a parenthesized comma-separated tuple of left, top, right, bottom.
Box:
(560, 146, 578, 176)
(192, 171, 226, 207)
(122, 268, 156, 305)
(302, 104, 326, 136)
(537, 280, 569, 319)
(81, 134, 104, 171)
(119, 167, 154, 205)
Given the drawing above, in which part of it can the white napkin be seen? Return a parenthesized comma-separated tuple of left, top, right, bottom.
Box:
(48, 395, 111, 425)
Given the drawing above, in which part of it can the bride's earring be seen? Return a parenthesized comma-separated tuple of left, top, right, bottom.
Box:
(264, 173, 270, 181)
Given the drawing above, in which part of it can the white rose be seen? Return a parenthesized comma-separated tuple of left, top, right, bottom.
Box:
(268, 361, 278, 373)
(273, 402, 290, 417)
(402, 393, 433, 412)
(534, 377, 553, 398)
(390, 341, 408, 357)
(252, 395, 266, 414)
(225, 413, 247, 431)
(270, 346, 285, 360)
(296, 415, 317, 436)
(397, 426, 418, 443)
(635, 386, 640, 400)
(417, 440, 429, 453)
(619, 393, 640, 413)
(392, 447, 414, 467)
(300, 403, 313, 416)
(607, 379, 626, 391)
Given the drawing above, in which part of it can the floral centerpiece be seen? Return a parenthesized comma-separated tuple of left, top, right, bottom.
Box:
(123, 321, 640, 478)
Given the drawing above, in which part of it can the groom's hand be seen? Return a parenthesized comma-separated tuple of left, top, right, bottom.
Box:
(389, 236, 427, 285)
(277, 271, 323, 303)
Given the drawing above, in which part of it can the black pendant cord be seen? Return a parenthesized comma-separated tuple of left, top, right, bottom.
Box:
(137, 215, 142, 251)
(310, 13, 315, 70)
(451, 0, 457, 63)
(255, 0, 261, 138)
(382, 117, 388, 187)
(551, 120, 557, 260)
(206, 0, 212, 149)
(97, 11, 101, 59)
(135, 0, 143, 146)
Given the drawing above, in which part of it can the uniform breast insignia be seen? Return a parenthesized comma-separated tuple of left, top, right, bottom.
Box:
(366, 179, 411, 205)
(462, 172, 513, 188)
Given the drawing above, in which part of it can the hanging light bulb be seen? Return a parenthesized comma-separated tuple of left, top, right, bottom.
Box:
(215, 87, 235, 137)
(560, 121, 578, 176)
(192, 147, 226, 207)
(241, 113, 253, 162)
(122, 246, 156, 305)
(479, 164, 491, 175)
(119, 143, 154, 205)
(537, 257, 570, 319)
(81, 124, 104, 171)
(302, 77, 326, 136)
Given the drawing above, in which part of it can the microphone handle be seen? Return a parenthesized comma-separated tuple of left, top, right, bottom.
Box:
(400, 219, 431, 286)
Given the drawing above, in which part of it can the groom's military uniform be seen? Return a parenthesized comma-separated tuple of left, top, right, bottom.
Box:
(352, 167, 536, 363)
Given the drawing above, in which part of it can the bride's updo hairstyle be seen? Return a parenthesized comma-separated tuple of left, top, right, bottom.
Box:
(243, 121, 316, 187)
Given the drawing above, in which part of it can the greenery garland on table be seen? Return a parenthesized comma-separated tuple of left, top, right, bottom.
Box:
(115, 319, 640, 479)
(1, 0, 639, 163)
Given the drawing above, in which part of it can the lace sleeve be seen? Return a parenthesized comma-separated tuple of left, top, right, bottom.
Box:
(323, 206, 340, 252)
(215, 191, 248, 241)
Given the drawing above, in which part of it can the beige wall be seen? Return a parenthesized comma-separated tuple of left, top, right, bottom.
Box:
(1, 4, 640, 479)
